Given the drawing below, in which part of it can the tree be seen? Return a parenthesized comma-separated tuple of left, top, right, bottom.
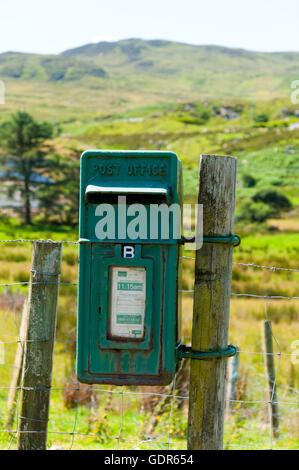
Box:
(38, 153, 80, 226)
(0, 112, 54, 224)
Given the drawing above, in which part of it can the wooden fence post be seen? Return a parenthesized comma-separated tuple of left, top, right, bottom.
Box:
(188, 154, 237, 450)
(225, 348, 239, 418)
(5, 299, 28, 429)
(17, 241, 62, 450)
(262, 320, 279, 439)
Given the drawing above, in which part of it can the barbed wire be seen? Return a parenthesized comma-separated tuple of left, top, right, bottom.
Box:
(0, 239, 78, 244)
(0, 282, 78, 287)
(0, 382, 297, 406)
(183, 255, 299, 273)
(180, 289, 299, 299)
(0, 238, 298, 450)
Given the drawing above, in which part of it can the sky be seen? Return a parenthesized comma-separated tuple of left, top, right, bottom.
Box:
(0, 0, 298, 55)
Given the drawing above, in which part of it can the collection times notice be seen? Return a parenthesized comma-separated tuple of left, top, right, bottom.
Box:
(109, 267, 146, 339)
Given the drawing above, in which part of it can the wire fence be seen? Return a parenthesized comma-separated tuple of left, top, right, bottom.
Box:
(0, 239, 298, 450)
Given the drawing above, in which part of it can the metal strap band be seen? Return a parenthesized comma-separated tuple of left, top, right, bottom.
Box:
(177, 344, 237, 360)
(181, 234, 241, 247)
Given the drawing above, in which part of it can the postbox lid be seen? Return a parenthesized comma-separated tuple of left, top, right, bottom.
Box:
(86, 185, 168, 196)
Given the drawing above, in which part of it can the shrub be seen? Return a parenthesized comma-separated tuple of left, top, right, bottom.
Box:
(254, 113, 269, 123)
(236, 200, 275, 223)
(242, 173, 257, 188)
(252, 188, 292, 211)
(200, 110, 211, 121)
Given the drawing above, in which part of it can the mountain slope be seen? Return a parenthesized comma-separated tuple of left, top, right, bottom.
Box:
(60, 39, 299, 99)
(0, 39, 298, 119)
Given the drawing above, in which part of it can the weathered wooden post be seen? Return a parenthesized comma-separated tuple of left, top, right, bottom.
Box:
(225, 348, 240, 418)
(188, 154, 237, 450)
(262, 320, 279, 439)
(5, 299, 28, 429)
(17, 241, 62, 450)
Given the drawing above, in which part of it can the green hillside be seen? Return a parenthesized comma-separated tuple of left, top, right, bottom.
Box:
(0, 39, 299, 120)
(0, 38, 298, 215)
(61, 39, 299, 101)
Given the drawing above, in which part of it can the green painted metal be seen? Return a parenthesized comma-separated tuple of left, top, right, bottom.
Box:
(77, 150, 183, 385)
(181, 234, 241, 246)
(177, 344, 237, 361)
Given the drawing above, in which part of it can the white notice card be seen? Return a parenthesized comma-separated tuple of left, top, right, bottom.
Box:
(109, 267, 146, 339)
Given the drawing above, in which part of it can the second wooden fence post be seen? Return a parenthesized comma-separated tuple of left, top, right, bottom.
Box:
(263, 320, 279, 439)
(17, 241, 62, 450)
(5, 299, 28, 429)
(188, 154, 237, 450)
(225, 348, 240, 418)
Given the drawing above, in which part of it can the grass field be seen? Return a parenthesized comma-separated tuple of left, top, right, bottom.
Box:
(0, 222, 298, 450)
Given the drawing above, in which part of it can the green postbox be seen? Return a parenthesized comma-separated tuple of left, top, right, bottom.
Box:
(77, 150, 183, 385)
